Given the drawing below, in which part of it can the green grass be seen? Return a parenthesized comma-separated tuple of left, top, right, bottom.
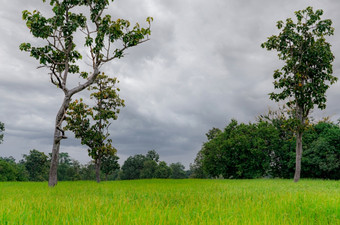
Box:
(0, 179, 339, 224)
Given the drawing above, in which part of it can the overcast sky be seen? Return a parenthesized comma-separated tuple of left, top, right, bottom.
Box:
(0, 0, 339, 168)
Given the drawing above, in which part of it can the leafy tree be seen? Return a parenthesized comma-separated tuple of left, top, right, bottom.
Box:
(101, 153, 120, 181)
(0, 122, 4, 144)
(121, 154, 147, 180)
(57, 152, 81, 181)
(20, 0, 152, 187)
(302, 121, 340, 179)
(146, 150, 160, 162)
(0, 158, 17, 181)
(22, 149, 49, 181)
(65, 74, 124, 183)
(169, 162, 186, 179)
(261, 7, 337, 182)
(140, 160, 158, 179)
(190, 150, 209, 179)
(79, 162, 96, 180)
(154, 161, 171, 179)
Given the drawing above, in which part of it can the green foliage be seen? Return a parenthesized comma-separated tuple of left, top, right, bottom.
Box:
(121, 150, 174, 180)
(65, 74, 124, 182)
(0, 157, 29, 181)
(302, 121, 340, 179)
(154, 161, 171, 178)
(196, 116, 340, 179)
(22, 150, 49, 181)
(169, 162, 186, 179)
(20, 0, 152, 87)
(121, 154, 147, 180)
(140, 160, 158, 179)
(261, 6, 337, 129)
(100, 153, 120, 180)
(0, 159, 17, 181)
(146, 149, 159, 162)
(0, 122, 4, 144)
(57, 152, 81, 181)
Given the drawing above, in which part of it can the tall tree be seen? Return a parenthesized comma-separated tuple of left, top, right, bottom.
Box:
(20, 0, 152, 186)
(261, 7, 337, 182)
(0, 122, 4, 144)
(65, 74, 124, 183)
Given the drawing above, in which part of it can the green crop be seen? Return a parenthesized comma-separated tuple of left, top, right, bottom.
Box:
(0, 179, 339, 224)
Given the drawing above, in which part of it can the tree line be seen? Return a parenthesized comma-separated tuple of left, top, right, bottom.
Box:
(190, 113, 340, 180)
(0, 149, 189, 182)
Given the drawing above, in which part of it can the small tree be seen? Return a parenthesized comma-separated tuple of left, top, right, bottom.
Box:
(20, 0, 152, 187)
(0, 122, 4, 144)
(261, 7, 337, 182)
(22, 149, 49, 181)
(101, 153, 120, 181)
(65, 74, 124, 183)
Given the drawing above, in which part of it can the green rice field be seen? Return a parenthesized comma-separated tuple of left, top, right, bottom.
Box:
(0, 179, 339, 224)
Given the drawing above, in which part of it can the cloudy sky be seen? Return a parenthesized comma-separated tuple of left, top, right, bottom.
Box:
(0, 0, 339, 168)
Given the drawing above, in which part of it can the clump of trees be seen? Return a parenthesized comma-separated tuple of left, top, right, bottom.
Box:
(1, 149, 190, 181)
(191, 115, 340, 180)
(120, 150, 188, 180)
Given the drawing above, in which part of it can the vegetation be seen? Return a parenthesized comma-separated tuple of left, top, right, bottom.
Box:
(0, 121, 4, 144)
(192, 118, 340, 180)
(0, 179, 338, 224)
(65, 74, 124, 183)
(20, 0, 152, 187)
(1, 149, 189, 182)
(120, 150, 186, 180)
(261, 7, 337, 182)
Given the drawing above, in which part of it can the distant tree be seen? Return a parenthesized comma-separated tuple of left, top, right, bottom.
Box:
(101, 153, 120, 181)
(261, 7, 337, 182)
(121, 154, 147, 180)
(190, 150, 209, 179)
(65, 74, 124, 183)
(170, 162, 186, 179)
(140, 160, 158, 179)
(0, 158, 17, 181)
(0, 122, 4, 144)
(146, 150, 160, 162)
(22, 150, 49, 181)
(56, 152, 81, 181)
(302, 121, 340, 179)
(20, 0, 152, 187)
(79, 162, 96, 181)
(154, 161, 171, 179)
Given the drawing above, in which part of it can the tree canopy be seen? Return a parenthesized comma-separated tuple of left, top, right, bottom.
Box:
(20, 0, 152, 187)
(261, 6, 337, 182)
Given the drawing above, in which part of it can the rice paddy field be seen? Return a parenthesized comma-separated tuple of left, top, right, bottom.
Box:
(0, 179, 339, 225)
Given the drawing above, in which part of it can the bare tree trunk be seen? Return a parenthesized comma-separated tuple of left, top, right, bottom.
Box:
(96, 157, 101, 183)
(294, 104, 304, 183)
(294, 131, 303, 182)
(48, 95, 72, 187)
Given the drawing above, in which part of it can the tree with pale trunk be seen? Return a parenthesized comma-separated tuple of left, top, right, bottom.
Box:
(261, 7, 337, 182)
(19, 0, 152, 186)
(65, 73, 124, 183)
